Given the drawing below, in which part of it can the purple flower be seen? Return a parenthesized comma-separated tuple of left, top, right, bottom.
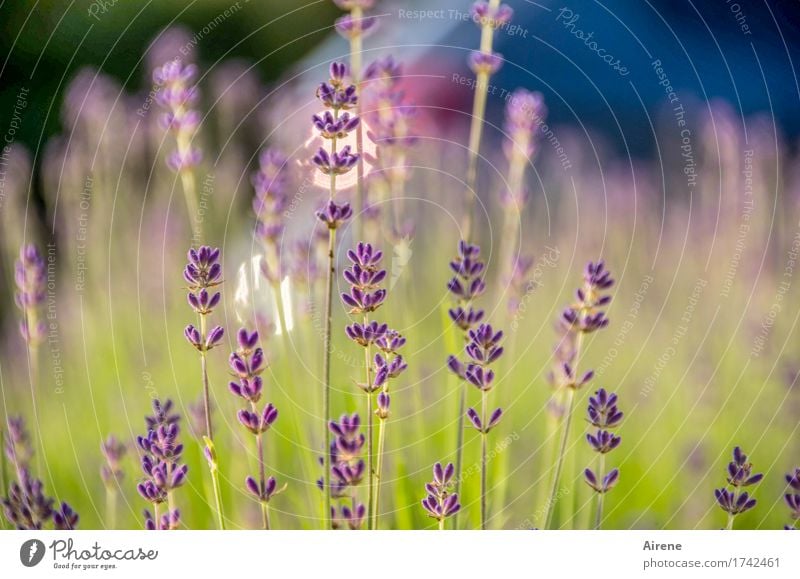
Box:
(183, 246, 225, 353)
(53, 502, 79, 530)
(316, 62, 358, 111)
(468, 51, 503, 75)
(715, 488, 756, 516)
(153, 58, 202, 172)
(471, 1, 514, 28)
(315, 199, 353, 230)
(335, 14, 379, 39)
(345, 321, 388, 347)
(333, 0, 375, 9)
(561, 261, 614, 334)
(245, 475, 284, 503)
(341, 242, 388, 315)
(587, 388, 624, 428)
(421, 462, 461, 527)
(228, 328, 267, 403)
(322, 414, 367, 529)
(237, 404, 278, 435)
(586, 429, 621, 454)
(100, 435, 127, 488)
(252, 149, 292, 280)
(584, 468, 620, 494)
(2, 468, 55, 530)
(376, 392, 390, 419)
(136, 399, 187, 530)
(503, 89, 546, 162)
(312, 145, 360, 176)
(14, 244, 47, 344)
(715, 447, 762, 527)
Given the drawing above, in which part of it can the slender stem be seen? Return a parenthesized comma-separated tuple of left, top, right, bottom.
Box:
(321, 109, 341, 530)
(725, 511, 735, 530)
(452, 379, 467, 529)
(438, 517, 445, 531)
(199, 314, 225, 529)
(263, 502, 271, 530)
(496, 146, 528, 289)
(350, 6, 365, 242)
(362, 313, 375, 529)
(175, 101, 202, 245)
(544, 387, 575, 529)
(593, 454, 606, 530)
(106, 488, 117, 530)
(373, 416, 386, 529)
(254, 402, 268, 530)
(480, 389, 488, 530)
(153, 502, 160, 531)
(462, 0, 501, 241)
(321, 227, 337, 530)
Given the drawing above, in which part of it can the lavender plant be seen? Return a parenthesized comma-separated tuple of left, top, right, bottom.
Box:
(183, 245, 226, 528)
(15, 244, 47, 348)
(136, 399, 187, 531)
(421, 462, 461, 530)
(543, 261, 613, 529)
(229, 328, 284, 528)
(445, 240, 487, 526)
(785, 467, 800, 530)
(450, 324, 504, 529)
(341, 242, 389, 528)
(333, 0, 377, 240)
(372, 328, 407, 527)
(714, 446, 762, 530)
(313, 61, 357, 529)
(462, 0, 512, 238)
(154, 58, 204, 244)
(326, 413, 367, 530)
(498, 90, 545, 288)
(2, 416, 77, 530)
(100, 435, 126, 529)
(584, 388, 623, 529)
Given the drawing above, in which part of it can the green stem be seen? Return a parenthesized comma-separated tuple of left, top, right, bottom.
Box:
(262, 502, 271, 530)
(725, 511, 735, 530)
(154, 502, 160, 531)
(322, 227, 336, 530)
(199, 314, 225, 530)
(480, 389, 488, 530)
(462, 0, 501, 241)
(438, 517, 445, 531)
(373, 416, 387, 529)
(593, 454, 606, 530)
(363, 313, 375, 529)
(544, 387, 575, 529)
(452, 379, 467, 529)
(106, 488, 117, 530)
(350, 6, 365, 242)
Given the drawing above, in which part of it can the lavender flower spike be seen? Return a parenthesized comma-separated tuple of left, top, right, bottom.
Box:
(15, 244, 47, 345)
(154, 57, 203, 243)
(715, 446, 762, 529)
(100, 435, 126, 529)
(315, 62, 358, 530)
(183, 245, 226, 529)
(543, 261, 615, 530)
(584, 388, 623, 529)
(137, 399, 187, 531)
(421, 462, 461, 530)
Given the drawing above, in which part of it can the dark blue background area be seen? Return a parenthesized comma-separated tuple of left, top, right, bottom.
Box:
(443, 0, 800, 155)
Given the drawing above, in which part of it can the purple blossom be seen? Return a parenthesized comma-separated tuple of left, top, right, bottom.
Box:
(100, 435, 127, 488)
(2, 468, 55, 530)
(446, 241, 486, 332)
(315, 199, 353, 230)
(587, 388, 624, 428)
(316, 62, 358, 111)
(471, 1, 514, 28)
(715, 447, 762, 527)
(14, 244, 47, 344)
(421, 462, 461, 527)
(584, 468, 620, 494)
(183, 246, 225, 353)
(468, 51, 503, 75)
(341, 242, 388, 315)
(53, 503, 79, 530)
(153, 58, 202, 172)
(237, 404, 278, 435)
(335, 14, 379, 39)
(561, 261, 614, 334)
